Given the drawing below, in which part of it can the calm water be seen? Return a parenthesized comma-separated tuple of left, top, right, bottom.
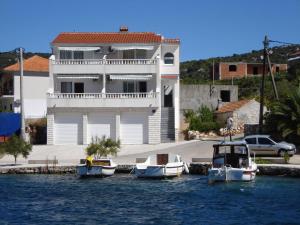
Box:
(0, 175, 300, 225)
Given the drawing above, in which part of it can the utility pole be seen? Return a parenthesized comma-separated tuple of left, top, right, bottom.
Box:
(259, 36, 268, 134)
(212, 59, 215, 85)
(18, 47, 26, 140)
(266, 52, 279, 100)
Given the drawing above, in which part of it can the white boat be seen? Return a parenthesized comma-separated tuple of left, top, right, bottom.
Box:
(77, 157, 117, 177)
(208, 141, 258, 183)
(134, 154, 189, 178)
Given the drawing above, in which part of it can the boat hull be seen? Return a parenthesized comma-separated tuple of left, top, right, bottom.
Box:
(135, 164, 184, 178)
(208, 167, 256, 182)
(77, 165, 116, 177)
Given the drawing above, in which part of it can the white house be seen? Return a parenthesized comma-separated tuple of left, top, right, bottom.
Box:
(47, 27, 180, 145)
(1, 55, 49, 118)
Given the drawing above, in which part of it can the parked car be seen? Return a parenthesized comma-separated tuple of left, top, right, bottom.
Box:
(243, 135, 296, 157)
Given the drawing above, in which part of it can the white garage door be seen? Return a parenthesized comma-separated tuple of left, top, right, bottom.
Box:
(88, 113, 115, 143)
(120, 112, 148, 144)
(55, 113, 82, 145)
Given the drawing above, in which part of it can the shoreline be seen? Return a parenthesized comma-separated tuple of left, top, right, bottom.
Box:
(1, 163, 300, 178)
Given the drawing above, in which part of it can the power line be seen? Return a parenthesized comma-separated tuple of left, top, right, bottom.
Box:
(269, 40, 300, 46)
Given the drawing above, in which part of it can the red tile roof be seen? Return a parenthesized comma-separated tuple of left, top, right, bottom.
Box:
(217, 99, 251, 113)
(163, 38, 180, 44)
(52, 32, 164, 44)
(3, 55, 49, 72)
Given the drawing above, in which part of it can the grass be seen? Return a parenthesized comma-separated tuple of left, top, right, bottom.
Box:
(254, 158, 273, 164)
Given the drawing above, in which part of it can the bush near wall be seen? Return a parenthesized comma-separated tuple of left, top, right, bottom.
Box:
(184, 106, 220, 133)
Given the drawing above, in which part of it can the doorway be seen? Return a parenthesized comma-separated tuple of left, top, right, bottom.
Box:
(139, 81, 147, 92)
(74, 83, 84, 93)
(164, 90, 173, 107)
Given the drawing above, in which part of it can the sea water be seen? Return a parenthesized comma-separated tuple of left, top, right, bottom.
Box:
(0, 175, 299, 225)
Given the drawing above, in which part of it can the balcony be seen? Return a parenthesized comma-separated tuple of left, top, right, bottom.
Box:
(47, 92, 160, 108)
(51, 59, 157, 74)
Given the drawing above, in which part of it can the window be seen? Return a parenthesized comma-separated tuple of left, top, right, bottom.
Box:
(258, 138, 274, 145)
(123, 50, 135, 59)
(229, 65, 237, 72)
(233, 146, 247, 155)
(136, 50, 147, 59)
(74, 51, 84, 59)
(276, 66, 280, 73)
(60, 50, 72, 59)
(217, 146, 230, 155)
(245, 138, 256, 144)
(164, 53, 174, 64)
(61, 82, 72, 93)
(123, 81, 135, 93)
(220, 90, 231, 102)
(253, 66, 258, 75)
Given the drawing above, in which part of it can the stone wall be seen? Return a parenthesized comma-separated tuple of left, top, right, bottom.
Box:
(180, 84, 238, 112)
(180, 84, 238, 131)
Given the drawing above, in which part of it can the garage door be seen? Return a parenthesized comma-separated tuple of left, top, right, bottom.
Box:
(54, 113, 82, 144)
(88, 113, 115, 143)
(120, 112, 148, 144)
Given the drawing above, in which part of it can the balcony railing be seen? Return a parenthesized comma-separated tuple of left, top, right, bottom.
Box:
(47, 92, 158, 99)
(53, 59, 157, 65)
(47, 92, 160, 108)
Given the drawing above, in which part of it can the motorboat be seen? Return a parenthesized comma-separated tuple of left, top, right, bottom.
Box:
(208, 141, 258, 183)
(77, 156, 117, 177)
(134, 154, 189, 178)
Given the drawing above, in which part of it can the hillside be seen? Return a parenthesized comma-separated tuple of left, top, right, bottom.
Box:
(181, 44, 300, 83)
(0, 52, 50, 70)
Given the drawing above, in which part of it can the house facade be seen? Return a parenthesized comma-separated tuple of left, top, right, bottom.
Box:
(47, 27, 180, 145)
(213, 62, 287, 80)
(0, 55, 49, 118)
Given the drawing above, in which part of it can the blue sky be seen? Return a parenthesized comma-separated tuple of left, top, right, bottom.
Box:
(1, 0, 300, 61)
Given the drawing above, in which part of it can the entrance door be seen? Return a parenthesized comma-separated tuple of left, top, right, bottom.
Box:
(74, 83, 84, 93)
(164, 90, 173, 107)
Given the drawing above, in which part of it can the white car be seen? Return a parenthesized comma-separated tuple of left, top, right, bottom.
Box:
(243, 135, 296, 157)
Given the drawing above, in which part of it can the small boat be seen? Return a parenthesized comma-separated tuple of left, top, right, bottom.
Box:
(208, 141, 258, 183)
(134, 154, 189, 178)
(77, 156, 117, 177)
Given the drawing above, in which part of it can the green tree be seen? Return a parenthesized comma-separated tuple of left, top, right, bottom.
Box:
(1, 135, 32, 164)
(86, 136, 120, 158)
(265, 89, 300, 143)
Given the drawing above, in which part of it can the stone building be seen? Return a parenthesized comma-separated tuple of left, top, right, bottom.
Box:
(215, 99, 266, 129)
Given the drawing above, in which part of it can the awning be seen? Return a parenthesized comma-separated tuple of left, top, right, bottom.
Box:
(110, 74, 152, 80)
(56, 74, 100, 79)
(111, 45, 154, 51)
(58, 47, 101, 51)
(288, 56, 300, 61)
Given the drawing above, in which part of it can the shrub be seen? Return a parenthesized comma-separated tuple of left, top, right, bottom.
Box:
(86, 136, 120, 158)
(186, 105, 219, 132)
(0, 135, 32, 164)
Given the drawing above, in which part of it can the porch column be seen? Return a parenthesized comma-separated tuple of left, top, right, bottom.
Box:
(102, 74, 106, 93)
(47, 113, 54, 145)
(115, 112, 120, 142)
(173, 77, 180, 142)
(156, 56, 161, 93)
(83, 114, 88, 145)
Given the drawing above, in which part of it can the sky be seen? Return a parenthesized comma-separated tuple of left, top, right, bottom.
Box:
(1, 0, 300, 61)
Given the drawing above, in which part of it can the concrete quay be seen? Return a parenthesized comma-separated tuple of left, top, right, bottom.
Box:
(1, 163, 300, 178)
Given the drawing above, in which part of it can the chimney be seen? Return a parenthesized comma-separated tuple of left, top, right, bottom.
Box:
(119, 26, 128, 32)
